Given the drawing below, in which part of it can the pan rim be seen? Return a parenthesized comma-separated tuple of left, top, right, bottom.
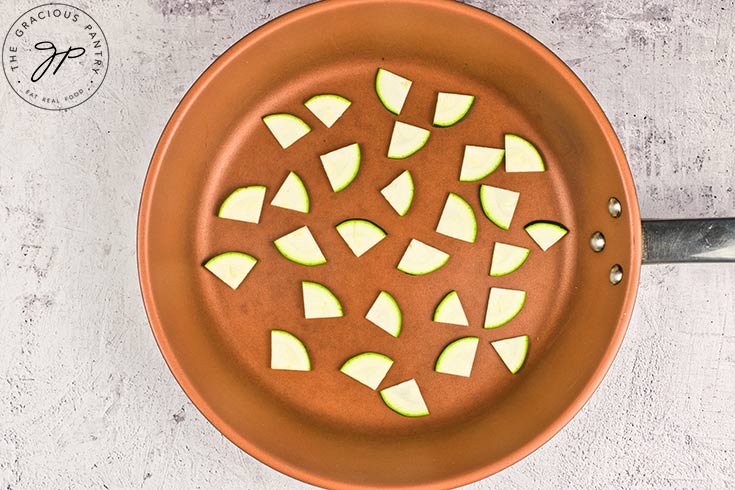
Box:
(136, 1, 643, 488)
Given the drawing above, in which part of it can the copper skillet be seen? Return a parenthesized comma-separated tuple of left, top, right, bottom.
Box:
(137, 1, 735, 488)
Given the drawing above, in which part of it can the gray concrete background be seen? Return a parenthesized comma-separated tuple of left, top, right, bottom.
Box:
(0, 0, 733, 488)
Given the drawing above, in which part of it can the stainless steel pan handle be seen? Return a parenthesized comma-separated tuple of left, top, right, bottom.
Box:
(641, 218, 735, 263)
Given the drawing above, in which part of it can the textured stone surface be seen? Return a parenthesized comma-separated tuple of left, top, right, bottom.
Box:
(0, 0, 733, 488)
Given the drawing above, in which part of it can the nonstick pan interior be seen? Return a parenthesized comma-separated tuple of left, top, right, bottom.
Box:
(138, 1, 642, 488)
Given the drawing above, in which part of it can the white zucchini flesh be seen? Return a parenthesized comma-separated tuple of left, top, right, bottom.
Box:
(396, 239, 450, 275)
(525, 221, 568, 251)
(433, 92, 475, 127)
(491, 335, 529, 374)
(387, 121, 431, 159)
(459, 145, 504, 182)
(270, 330, 311, 371)
(435, 336, 480, 377)
(340, 352, 394, 390)
(375, 68, 412, 115)
(304, 94, 351, 128)
(271, 172, 309, 213)
(302, 281, 343, 319)
(203, 252, 257, 290)
(433, 290, 469, 326)
(218, 186, 266, 223)
(335, 219, 387, 257)
(379, 379, 429, 417)
(365, 291, 402, 338)
(380, 170, 414, 216)
(479, 185, 520, 230)
(436, 192, 477, 243)
(505, 134, 545, 172)
(273, 226, 326, 266)
(320, 143, 361, 192)
(490, 242, 530, 276)
(262, 114, 311, 149)
(484, 287, 526, 328)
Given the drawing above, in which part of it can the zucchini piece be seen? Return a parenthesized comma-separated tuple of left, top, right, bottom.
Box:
(262, 113, 310, 149)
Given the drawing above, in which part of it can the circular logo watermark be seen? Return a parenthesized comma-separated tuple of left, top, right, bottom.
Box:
(2, 3, 108, 110)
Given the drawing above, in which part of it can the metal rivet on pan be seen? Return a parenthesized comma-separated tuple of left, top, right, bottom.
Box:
(590, 232, 606, 252)
(609, 264, 623, 285)
(608, 197, 622, 218)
